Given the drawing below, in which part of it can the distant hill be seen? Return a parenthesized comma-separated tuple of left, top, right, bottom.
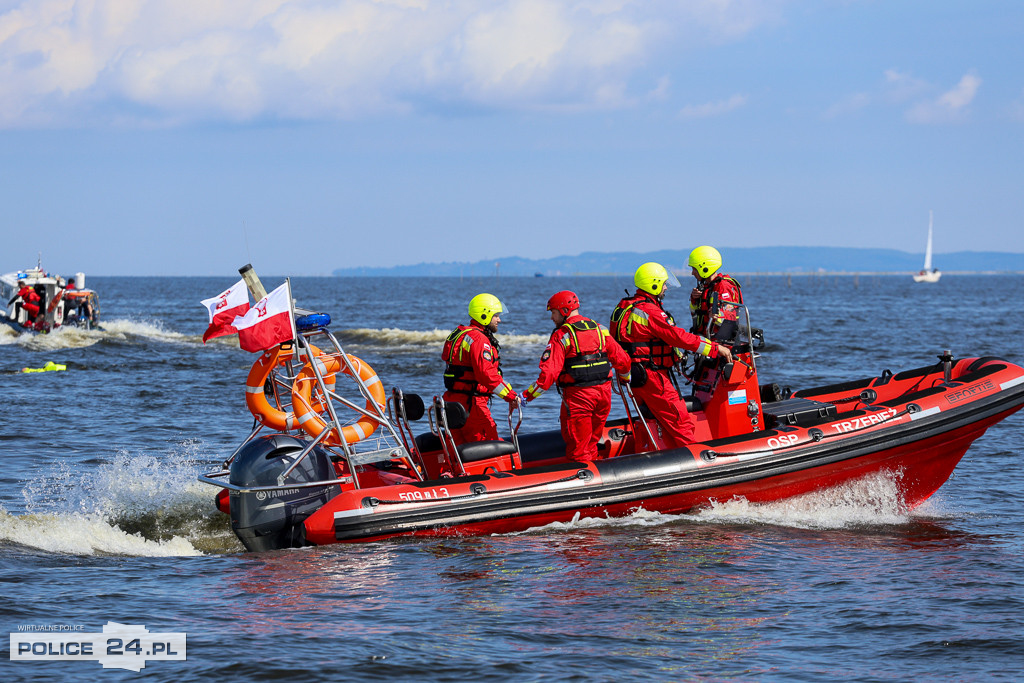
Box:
(333, 247, 1024, 277)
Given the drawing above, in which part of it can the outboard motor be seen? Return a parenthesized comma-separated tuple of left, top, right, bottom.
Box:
(228, 434, 341, 552)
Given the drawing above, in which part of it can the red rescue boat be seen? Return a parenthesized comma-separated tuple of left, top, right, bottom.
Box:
(199, 284, 1024, 552)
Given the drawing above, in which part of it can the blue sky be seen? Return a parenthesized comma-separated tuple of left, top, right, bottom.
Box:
(1, 1, 1022, 276)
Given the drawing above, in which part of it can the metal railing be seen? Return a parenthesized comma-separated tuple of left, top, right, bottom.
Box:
(199, 321, 422, 494)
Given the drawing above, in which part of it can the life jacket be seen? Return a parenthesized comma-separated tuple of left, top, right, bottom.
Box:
(556, 318, 612, 388)
(610, 294, 677, 369)
(441, 325, 500, 397)
(18, 287, 40, 305)
(692, 274, 743, 336)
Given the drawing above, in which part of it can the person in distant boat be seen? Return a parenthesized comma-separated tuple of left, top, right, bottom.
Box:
(522, 291, 632, 463)
(441, 293, 520, 444)
(13, 284, 41, 327)
(60, 277, 77, 322)
(688, 245, 743, 341)
(611, 262, 732, 448)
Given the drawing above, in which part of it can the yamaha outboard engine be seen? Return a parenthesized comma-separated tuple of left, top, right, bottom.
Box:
(228, 434, 341, 552)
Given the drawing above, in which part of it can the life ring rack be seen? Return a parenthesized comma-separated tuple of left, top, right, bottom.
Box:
(245, 342, 335, 431)
(292, 354, 386, 445)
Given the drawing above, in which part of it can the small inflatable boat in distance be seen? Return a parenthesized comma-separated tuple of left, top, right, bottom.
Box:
(199, 295, 1024, 551)
(1, 261, 100, 333)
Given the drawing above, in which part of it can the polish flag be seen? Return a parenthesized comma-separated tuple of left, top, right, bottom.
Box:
(201, 279, 250, 343)
(232, 282, 294, 353)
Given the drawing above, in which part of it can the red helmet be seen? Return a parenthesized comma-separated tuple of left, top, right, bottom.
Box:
(547, 290, 579, 317)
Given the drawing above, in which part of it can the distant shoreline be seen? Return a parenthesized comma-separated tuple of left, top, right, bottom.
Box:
(723, 271, 1024, 277)
(323, 270, 1024, 278)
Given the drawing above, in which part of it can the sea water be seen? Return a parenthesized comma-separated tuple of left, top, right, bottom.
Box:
(1, 274, 1022, 681)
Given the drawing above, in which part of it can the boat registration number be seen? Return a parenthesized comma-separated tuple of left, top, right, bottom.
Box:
(398, 487, 451, 502)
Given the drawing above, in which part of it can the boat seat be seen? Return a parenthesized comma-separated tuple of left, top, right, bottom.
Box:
(458, 440, 518, 463)
(415, 432, 442, 454)
(516, 430, 568, 465)
(413, 432, 518, 463)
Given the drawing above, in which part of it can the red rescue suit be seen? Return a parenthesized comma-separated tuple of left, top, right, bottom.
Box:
(690, 273, 743, 338)
(611, 291, 720, 448)
(525, 315, 631, 462)
(15, 285, 41, 324)
(441, 322, 515, 444)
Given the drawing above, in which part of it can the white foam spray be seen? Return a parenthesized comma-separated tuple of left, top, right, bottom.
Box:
(1, 318, 203, 350)
(7, 440, 241, 557)
(513, 470, 934, 536)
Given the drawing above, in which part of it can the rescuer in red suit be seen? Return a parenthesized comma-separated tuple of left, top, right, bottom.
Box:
(522, 291, 632, 463)
(688, 245, 743, 340)
(441, 293, 519, 445)
(611, 262, 733, 448)
(13, 284, 41, 327)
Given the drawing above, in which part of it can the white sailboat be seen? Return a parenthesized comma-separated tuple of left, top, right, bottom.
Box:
(913, 211, 941, 283)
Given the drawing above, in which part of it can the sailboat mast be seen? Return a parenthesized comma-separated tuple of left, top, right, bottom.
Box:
(923, 210, 934, 271)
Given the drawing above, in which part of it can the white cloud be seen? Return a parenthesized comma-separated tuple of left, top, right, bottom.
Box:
(938, 72, 981, 109)
(905, 71, 981, 124)
(0, 0, 784, 127)
(882, 68, 930, 102)
(825, 69, 981, 124)
(679, 93, 747, 119)
(648, 75, 671, 101)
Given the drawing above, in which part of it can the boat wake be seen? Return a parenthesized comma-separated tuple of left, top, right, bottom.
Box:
(692, 471, 940, 529)
(1, 318, 202, 350)
(513, 471, 940, 536)
(339, 327, 549, 352)
(2, 442, 242, 557)
(90, 318, 198, 346)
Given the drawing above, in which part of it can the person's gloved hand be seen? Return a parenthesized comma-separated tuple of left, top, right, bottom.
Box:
(523, 383, 544, 403)
(504, 389, 521, 405)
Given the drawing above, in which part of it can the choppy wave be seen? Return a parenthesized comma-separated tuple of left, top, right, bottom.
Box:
(339, 327, 549, 351)
(514, 471, 926, 536)
(5, 441, 241, 556)
(84, 319, 200, 345)
(0, 510, 202, 556)
(1, 318, 208, 350)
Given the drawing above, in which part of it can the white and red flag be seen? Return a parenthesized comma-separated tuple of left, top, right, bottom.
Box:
(232, 282, 295, 353)
(201, 279, 250, 343)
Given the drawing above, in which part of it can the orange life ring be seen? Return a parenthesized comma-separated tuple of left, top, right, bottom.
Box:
(47, 287, 65, 315)
(292, 354, 384, 445)
(245, 343, 333, 430)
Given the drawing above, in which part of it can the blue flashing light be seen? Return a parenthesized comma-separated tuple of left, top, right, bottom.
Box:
(296, 313, 331, 331)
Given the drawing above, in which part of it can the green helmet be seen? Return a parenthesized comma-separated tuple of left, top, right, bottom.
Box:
(634, 262, 681, 296)
(688, 245, 723, 279)
(468, 293, 503, 325)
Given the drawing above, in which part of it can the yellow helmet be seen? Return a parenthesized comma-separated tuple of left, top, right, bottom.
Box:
(688, 245, 722, 279)
(468, 293, 503, 325)
(634, 262, 681, 296)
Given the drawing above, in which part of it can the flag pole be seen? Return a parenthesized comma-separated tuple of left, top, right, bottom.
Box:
(286, 277, 298, 340)
(285, 278, 302, 357)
